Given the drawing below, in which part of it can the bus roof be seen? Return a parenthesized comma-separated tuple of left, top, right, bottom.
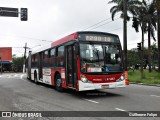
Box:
(31, 31, 120, 55)
(31, 44, 51, 55)
(51, 32, 78, 47)
(51, 31, 119, 47)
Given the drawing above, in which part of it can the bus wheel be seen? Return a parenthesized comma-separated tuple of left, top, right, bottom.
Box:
(55, 74, 63, 92)
(34, 72, 38, 84)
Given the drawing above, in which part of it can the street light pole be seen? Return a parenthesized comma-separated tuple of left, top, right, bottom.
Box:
(23, 43, 27, 73)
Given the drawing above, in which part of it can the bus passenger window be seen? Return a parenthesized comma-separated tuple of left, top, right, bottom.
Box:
(56, 46, 64, 67)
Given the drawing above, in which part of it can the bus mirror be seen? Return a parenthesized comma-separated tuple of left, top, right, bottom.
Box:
(75, 43, 79, 55)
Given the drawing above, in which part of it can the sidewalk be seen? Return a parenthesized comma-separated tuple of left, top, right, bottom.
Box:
(130, 82, 160, 87)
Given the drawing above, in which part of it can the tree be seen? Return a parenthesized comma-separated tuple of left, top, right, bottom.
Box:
(108, 0, 141, 71)
(12, 57, 24, 72)
(132, 2, 147, 78)
(132, 0, 157, 73)
(156, 0, 160, 72)
(144, 0, 157, 73)
(108, 0, 141, 21)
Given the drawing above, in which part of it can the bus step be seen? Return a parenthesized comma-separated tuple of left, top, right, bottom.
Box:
(67, 86, 76, 90)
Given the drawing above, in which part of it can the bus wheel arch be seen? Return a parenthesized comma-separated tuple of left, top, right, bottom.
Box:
(54, 72, 63, 91)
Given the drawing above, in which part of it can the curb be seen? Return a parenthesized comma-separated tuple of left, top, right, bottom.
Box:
(130, 82, 160, 87)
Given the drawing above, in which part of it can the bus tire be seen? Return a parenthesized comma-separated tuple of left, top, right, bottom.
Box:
(55, 74, 63, 92)
(34, 72, 38, 84)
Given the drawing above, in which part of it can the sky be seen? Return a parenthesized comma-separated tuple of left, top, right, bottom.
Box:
(0, 0, 157, 57)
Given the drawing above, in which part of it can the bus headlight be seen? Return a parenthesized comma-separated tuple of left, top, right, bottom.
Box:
(120, 75, 124, 80)
(117, 74, 124, 82)
(80, 75, 88, 83)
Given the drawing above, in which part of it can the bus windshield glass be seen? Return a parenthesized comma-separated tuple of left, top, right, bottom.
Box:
(80, 43, 123, 73)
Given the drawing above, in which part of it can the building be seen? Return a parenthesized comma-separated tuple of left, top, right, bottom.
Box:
(0, 47, 12, 71)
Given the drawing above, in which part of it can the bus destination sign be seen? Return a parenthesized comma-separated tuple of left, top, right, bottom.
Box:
(78, 33, 119, 43)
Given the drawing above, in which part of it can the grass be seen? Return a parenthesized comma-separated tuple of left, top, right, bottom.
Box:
(128, 70, 160, 84)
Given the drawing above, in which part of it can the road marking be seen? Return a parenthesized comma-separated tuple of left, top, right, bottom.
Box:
(14, 74, 18, 77)
(20, 74, 24, 79)
(150, 95, 160, 98)
(115, 108, 127, 112)
(20, 74, 27, 81)
(83, 98, 99, 104)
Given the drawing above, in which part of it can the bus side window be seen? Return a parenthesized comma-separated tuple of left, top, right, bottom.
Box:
(56, 46, 64, 67)
(43, 50, 49, 67)
(50, 48, 55, 67)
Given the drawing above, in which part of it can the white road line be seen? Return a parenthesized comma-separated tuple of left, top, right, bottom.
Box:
(115, 108, 127, 112)
(14, 74, 18, 77)
(150, 95, 160, 98)
(20, 74, 27, 81)
(20, 74, 24, 79)
(83, 98, 99, 104)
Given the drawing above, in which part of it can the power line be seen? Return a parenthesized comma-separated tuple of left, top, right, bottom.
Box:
(0, 34, 47, 41)
(82, 18, 111, 31)
(107, 24, 132, 33)
(89, 18, 120, 30)
(82, 13, 121, 31)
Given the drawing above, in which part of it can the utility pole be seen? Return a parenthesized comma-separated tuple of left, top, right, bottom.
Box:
(123, 0, 127, 71)
(23, 43, 27, 73)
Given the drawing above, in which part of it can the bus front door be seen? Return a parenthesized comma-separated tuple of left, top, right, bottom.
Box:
(66, 45, 77, 88)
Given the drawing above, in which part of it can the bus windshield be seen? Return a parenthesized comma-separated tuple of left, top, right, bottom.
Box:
(80, 43, 123, 73)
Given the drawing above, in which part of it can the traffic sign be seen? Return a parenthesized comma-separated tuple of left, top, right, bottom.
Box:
(0, 7, 18, 17)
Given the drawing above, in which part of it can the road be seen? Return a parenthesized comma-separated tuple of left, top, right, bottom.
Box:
(0, 73, 160, 120)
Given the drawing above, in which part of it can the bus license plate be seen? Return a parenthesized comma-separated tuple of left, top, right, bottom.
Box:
(101, 84, 109, 89)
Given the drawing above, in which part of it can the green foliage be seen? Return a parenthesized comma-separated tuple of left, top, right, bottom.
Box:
(127, 49, 140, 66)
(12, 57, 24, 72)
(127, 44, 158, 68)
(108, 0, 142, 20)
(128, 70, 160, 84)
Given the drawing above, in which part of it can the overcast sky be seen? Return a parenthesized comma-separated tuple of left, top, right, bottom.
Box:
(0, 0, 156, 56)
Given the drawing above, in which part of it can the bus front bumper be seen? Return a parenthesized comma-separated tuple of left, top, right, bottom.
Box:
(78, 80, 126, 91)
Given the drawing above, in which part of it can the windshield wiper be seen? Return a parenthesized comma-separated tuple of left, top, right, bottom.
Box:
(93, 49, 101, 66)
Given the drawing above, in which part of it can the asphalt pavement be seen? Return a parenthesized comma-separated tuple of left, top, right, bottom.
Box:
(0, 73, 160, 120)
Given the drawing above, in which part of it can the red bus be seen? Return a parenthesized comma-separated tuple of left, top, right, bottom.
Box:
(26, 31, 129, 91)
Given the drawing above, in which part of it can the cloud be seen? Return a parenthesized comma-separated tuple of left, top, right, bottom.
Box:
(0, 0, 146, 56)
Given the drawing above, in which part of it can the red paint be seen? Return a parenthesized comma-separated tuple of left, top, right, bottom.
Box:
(51, 33, 78, 47)
(51, 67, 67, 88)
(82, 73, 122, 83)
(0, 47, 12, 61)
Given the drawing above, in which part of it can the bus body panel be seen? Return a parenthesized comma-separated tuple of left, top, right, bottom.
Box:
(42, 68, 52, 85)
(81, 73, 122, 83)
(78, 80, 126, 91)
(51, 67, 67, 88)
